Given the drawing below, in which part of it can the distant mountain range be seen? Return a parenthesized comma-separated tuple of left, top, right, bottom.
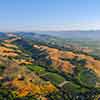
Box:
(36, 30, 100, 40)
(1, 30, 100, 40)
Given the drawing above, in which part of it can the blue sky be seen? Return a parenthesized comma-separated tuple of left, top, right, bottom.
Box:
(0, 0, 99, 31)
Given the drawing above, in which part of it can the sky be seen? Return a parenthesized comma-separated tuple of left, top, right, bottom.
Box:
(0, 0, 100, 31)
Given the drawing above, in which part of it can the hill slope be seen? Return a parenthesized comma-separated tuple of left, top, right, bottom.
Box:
(0, 32, 100, 100)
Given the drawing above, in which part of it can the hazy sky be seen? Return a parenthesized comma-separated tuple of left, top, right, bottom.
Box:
(0, 0, 100, 31)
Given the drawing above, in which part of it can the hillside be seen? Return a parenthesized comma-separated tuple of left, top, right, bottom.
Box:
(0, 32, 100, 100)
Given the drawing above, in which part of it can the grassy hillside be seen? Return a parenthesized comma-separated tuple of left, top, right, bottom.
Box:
(0, 32, 100, 100)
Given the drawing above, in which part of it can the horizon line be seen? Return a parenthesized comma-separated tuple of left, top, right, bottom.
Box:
(1, 29, 100, 33)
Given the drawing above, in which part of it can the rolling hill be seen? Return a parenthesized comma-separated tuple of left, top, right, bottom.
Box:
(0, 32, 100, 100)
